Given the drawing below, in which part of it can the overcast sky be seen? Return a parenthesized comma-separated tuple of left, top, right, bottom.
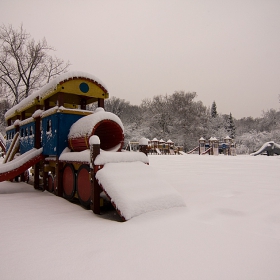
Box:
(1, 0, 280, 118)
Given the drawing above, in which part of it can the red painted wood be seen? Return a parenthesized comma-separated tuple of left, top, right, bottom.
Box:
(62, 164, 76, 199)
(69, 120, 124, 152)
(76, 164, 91, 207)
(0, 154, 43, 182)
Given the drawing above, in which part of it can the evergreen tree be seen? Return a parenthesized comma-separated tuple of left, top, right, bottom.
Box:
(226, 113, 236, 138)
(211, 101, 217, 118)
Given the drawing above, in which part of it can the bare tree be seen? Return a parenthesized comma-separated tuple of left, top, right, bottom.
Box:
(44, 55, 70, 83)
(104, 96, 130, 118)
(0, 24, 70, 105)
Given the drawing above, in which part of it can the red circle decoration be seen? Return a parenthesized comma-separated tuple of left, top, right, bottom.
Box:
(77, 165, 91, 207)
(62, 164, 76, 199)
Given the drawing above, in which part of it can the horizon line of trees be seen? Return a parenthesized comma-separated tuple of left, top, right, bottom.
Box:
(102, 95, 280, 154)
(1, 24, 280, 154)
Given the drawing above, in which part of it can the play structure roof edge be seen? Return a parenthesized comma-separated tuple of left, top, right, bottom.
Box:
(5, 71, 108, 120)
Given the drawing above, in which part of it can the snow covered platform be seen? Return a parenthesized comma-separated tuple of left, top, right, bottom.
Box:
(96, 161, 186, 220)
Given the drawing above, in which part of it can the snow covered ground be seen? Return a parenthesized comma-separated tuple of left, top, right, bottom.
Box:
(0, 154, 280, 280)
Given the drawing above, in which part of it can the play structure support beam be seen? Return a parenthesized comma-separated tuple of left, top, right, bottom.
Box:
(54, 159, 64, 197)
(98, 98, 104, 108)
(139, 144, 148, 156)
(139, 137, 149, 156)
(34, 116, 41, 190)
(90, 137, 101, 215)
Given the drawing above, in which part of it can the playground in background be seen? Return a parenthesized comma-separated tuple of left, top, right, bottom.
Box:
(187, 136, 236, 156)
(125, 138, 184, 155)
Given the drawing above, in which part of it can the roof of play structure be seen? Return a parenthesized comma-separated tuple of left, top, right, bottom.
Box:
(5, 71, 109, 120)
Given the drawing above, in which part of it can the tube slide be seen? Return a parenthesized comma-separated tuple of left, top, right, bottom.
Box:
(250, 141, 280, 156)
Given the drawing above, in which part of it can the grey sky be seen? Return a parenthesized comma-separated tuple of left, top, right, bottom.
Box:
(1, 0, 280, 118)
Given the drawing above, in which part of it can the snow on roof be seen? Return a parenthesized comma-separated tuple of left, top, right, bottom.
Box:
(199, 137, 205, 141)
(139, 137, 149, 146)
(32, 109, 44, 119)
(166, 139, 173, 143)
(96, 161, 185, 220)
(159, 139, 165, 143)
(68, 108, 124, 139)
(5, 71, 108, 120)
(152, 138, 158, 142)
(18, 117, 34, 126)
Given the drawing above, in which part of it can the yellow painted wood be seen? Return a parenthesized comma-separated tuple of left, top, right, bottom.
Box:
(6, 77, 108, 122)
(40, 78, 108, 103)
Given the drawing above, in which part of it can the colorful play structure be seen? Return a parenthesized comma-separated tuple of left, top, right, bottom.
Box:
(187, 136, 236, 156)
(125, 138, 184, 155)
(250, 141, 280, 156)
(0, 71, 184, 221)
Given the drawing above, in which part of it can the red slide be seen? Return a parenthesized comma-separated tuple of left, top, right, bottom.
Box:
(0, 148, 43, 182)
(187, 146, 199, 154)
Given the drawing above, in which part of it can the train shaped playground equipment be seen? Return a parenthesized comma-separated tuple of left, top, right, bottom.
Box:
(0, 72, 184, 221)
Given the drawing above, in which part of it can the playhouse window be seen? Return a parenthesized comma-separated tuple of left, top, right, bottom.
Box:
(47, 120, 52, 132)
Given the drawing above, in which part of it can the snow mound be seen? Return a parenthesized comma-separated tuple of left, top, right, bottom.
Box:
(96, 161, 186, 220)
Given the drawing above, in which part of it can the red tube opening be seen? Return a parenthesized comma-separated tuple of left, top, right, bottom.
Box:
(69, 119, 124, 152)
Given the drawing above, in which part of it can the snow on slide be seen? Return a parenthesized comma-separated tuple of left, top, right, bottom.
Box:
(0, 148, 43, 181)
(250, 141, 280, 156)
(96, 161, 186, 220)
(155, 148, 162, 155)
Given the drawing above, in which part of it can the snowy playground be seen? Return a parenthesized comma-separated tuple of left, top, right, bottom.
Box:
(0, 71, 279, 279)
(1, 154, 280, 280)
